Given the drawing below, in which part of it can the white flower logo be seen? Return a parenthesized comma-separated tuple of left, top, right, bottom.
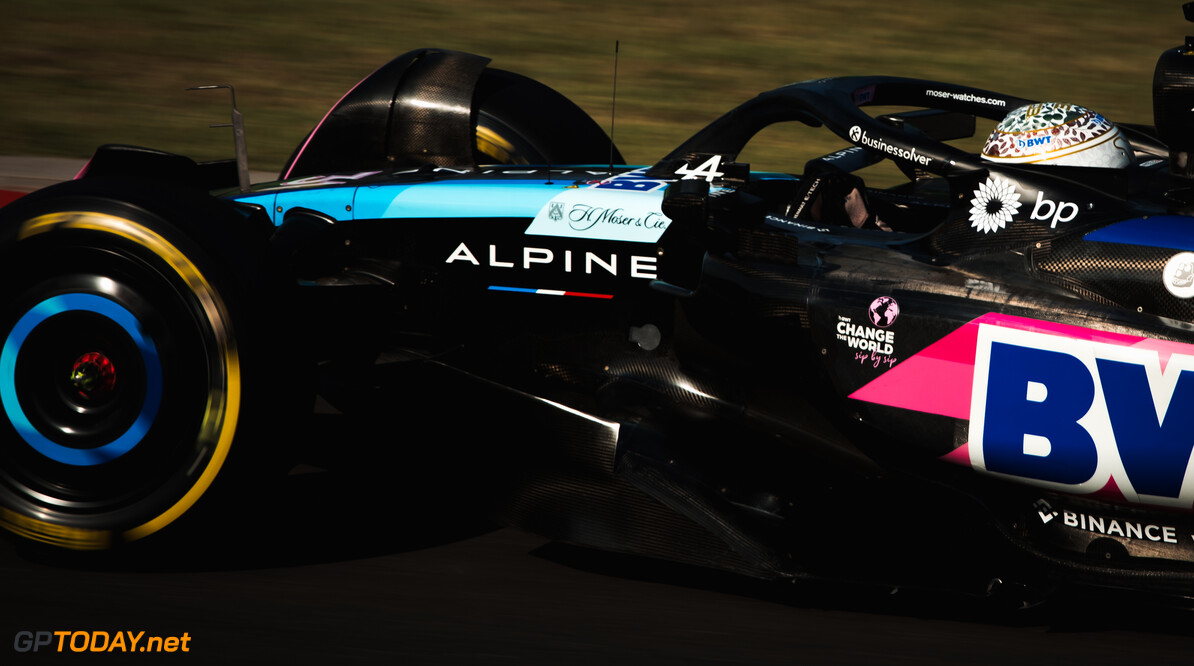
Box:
(968, 177, 1022, 234)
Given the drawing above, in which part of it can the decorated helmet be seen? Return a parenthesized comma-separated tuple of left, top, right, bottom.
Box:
(981, 102, 1134, 168)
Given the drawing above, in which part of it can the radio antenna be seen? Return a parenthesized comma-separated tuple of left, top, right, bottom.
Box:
(609, 40, 619, 175)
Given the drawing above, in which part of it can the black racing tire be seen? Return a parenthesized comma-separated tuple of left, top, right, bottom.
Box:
(474, 111, 549, 166)
(281, 52, 623, 178)
(0, 178, 300, 550)
(471, 68, 624, 166)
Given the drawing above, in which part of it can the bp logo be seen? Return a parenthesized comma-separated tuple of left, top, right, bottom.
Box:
(968, 176, 1022, 234)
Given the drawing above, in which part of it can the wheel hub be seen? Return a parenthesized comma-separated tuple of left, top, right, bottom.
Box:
(69, 351, 116, 401)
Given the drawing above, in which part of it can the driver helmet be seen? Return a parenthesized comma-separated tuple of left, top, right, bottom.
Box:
(981, 102, 1133, 168)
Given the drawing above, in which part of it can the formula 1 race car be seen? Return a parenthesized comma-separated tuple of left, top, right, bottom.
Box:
(8, 4, 1194, 605)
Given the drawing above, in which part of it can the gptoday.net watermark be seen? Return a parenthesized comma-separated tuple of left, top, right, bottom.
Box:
(14, 630, 191, 654)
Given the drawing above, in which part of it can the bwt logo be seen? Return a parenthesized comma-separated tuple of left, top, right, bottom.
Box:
(1017, 136, 1053, 149)
(969, 324, 1194, 508)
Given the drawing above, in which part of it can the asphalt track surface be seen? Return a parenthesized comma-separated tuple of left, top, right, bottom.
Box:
(2, 160, 1194, 663)
(3, 465, 1194, 665)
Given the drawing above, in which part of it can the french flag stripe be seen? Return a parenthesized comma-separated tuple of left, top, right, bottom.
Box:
(489, 286, 612, 299)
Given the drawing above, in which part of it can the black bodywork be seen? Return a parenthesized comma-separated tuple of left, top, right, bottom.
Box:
(258, 50, 1194, 598)
(8, 9, 1194, 606)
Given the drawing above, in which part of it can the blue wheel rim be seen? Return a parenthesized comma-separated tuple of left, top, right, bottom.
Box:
(0, 293, 163, 466)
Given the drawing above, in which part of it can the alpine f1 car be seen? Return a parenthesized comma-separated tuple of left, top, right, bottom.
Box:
(9, 4, 1194, 604)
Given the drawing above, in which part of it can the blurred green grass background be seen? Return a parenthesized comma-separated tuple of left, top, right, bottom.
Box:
(0, 0, 1183, 176)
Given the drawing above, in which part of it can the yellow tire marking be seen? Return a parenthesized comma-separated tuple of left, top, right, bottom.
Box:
(475, 125, 527, 165)
(12, 211, 240, 547)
